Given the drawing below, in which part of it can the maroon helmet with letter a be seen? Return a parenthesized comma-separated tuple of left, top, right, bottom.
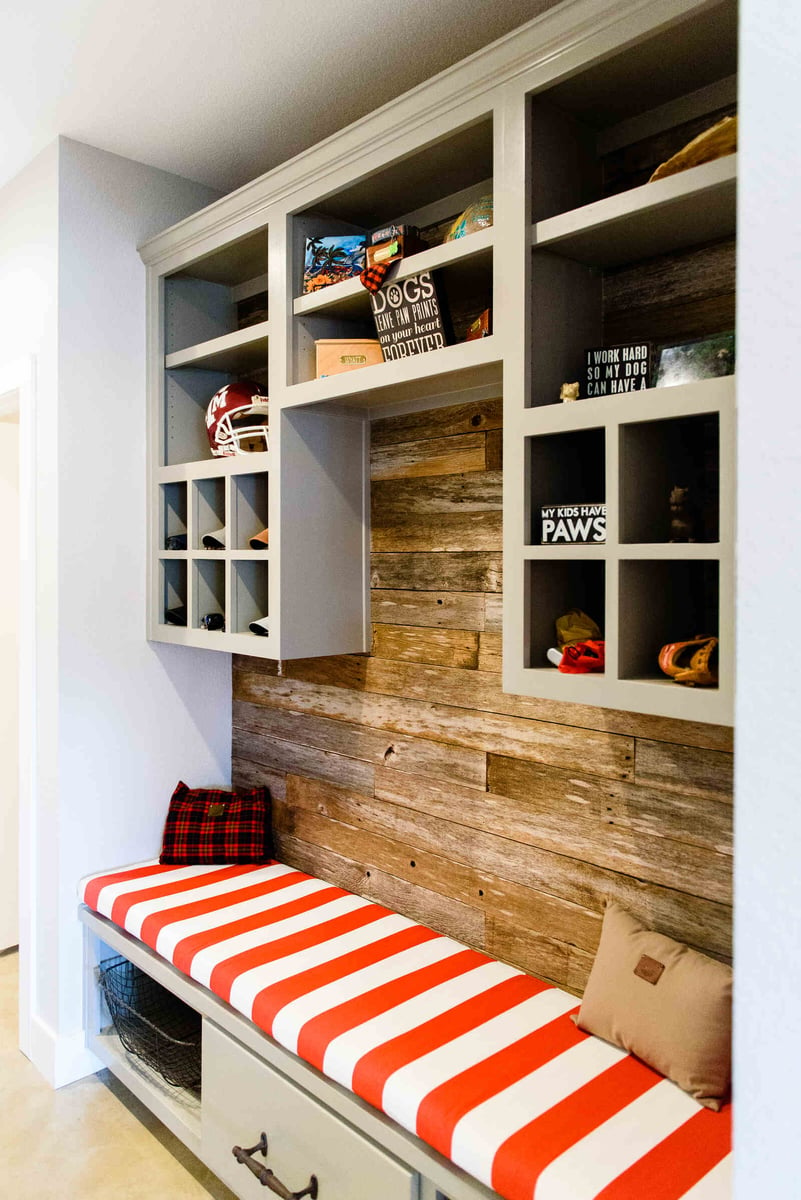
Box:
(205, 381, 269, 457)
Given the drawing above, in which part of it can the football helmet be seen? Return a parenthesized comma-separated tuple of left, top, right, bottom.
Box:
(205, 381, 269, 457)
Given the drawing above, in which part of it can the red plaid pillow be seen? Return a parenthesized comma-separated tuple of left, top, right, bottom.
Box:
(159, 781, 273, 865)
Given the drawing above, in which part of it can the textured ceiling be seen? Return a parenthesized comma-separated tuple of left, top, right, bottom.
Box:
(0, 0, 557, 195)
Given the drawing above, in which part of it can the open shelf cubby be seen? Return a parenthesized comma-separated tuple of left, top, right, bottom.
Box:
(192, 559, 227, 633)
(232, 561, 269, 636)
(232, 473, 269, 551)
(527, 428, 605, 545)
(160, 482, 187, 550)
(620, 411, 719, 543)
(160, 559, 187, 626)
(526, 559, 605, 671)
(618, 559, 719, 684)
(192, 477, 226, 550)
(165, 227, 269, 357)
(530, 2, 736, 222)
(290, 115, 494, 386)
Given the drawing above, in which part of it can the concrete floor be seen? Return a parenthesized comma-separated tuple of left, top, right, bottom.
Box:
(0, 947, 237, 1199)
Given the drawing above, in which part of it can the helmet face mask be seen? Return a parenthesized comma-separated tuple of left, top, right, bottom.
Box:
(206, 382, 269, 457)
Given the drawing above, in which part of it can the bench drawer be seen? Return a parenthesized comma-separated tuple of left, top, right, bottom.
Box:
(201, 1021, 419, 1200)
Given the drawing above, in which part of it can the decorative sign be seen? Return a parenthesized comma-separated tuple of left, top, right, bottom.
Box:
(370, 272, 447, 361)
(584, 343, 650, 397)
(541, 503, 607, 544)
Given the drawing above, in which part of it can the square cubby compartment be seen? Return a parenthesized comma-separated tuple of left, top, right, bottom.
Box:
(164, 227, 268, 356)
(527, 428, 605, 545)
(620, 413, 719, 543)
(193, 559, 226, 633)
(160, 482, 187, 551)
(232, 474, 269, 551)
(193, 477, 226, 550)
(526, 559, 605, 670)
(232, 561, 269, 636)
(619, 559, 719, 683)
(160, 559, 187, 626)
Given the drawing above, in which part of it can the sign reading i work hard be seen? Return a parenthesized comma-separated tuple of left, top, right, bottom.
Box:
(585, 343, 650, 396)
(541, 503, 607, 544)
(370, 272, 447, 361)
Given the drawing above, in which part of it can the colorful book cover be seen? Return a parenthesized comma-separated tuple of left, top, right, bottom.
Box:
(303, 235, 365, 294)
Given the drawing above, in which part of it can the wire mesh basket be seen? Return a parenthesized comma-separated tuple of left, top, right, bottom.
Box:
(98, 955, 202, 1090)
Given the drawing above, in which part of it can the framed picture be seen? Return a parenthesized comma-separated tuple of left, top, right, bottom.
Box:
(653, 332, 735, 388)
(303, 235, 365, 294)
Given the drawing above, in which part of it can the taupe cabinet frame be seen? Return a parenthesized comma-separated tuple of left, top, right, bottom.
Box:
(141, 0, 735, 721)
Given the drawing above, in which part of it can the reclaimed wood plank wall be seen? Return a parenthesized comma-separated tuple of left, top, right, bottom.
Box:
(232, 397, 733, 994)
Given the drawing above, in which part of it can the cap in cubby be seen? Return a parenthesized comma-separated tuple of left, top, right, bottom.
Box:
(249, 617, 269, 637)
(202, 527, 226, 550)
(249, 528, 269, 550)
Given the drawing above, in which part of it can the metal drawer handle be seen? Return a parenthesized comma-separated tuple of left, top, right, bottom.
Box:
(232, 1132, 319, 1199)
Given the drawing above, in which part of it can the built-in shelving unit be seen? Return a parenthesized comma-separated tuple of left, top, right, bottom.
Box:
(503, 0, 737, 723)
(141, 0, 736, 720)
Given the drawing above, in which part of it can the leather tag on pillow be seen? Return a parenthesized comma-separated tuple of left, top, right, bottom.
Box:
(575, 901, 732, 1109)
(634, 954, 665, 985)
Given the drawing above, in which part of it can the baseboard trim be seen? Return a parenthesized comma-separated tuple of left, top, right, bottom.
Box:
(30, 1014, 103, 1088)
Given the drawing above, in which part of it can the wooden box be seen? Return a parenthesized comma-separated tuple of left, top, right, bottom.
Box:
(315, 338, 384, 378)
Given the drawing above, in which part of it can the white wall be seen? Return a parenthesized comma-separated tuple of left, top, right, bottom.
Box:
(735, 2, 801, 1196)
(0, 416, 19, 952)
(0, 138, 234, 1086)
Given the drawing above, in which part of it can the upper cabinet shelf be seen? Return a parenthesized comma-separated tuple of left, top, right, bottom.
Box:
(293, 227, 493, 319)
(531, 155, 736, 268)
(283, 335, 501, 412)
(165, 321, 270, 372)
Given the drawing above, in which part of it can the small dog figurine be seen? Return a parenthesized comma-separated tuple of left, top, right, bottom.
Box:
(669, 485, 696, 542)
(560, 382, 580, 402)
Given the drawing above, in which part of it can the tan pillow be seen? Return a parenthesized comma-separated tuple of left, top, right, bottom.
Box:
(575, 902, 732, 1109)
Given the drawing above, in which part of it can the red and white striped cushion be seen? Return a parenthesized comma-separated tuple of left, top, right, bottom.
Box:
(80, 861, 732, 1200)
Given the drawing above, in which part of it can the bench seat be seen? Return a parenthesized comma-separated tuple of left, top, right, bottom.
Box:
(80, 860, 731, 1200)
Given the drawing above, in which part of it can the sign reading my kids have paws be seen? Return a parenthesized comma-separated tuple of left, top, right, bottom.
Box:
(541, 503, 607, 544)
(584, 342, 650, 396)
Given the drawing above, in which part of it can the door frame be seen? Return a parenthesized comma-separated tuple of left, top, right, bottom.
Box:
(0, 356, 36, 1059)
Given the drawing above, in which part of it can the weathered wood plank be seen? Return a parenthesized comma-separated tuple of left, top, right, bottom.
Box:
(286, 775, 601, 952)
(370, 397, 502, 447)
(371, 623, 479, 669)
(372, 471, 503, 517)
(484, 594, 503, 633)
(373, 768, 732, 910)
(486, 428, 503, 471)
(371, 590, 486, 631)
(371, 552, 503, 593)
(233, 698, 486, 789)
(275, 833, 368, 895)
(635, 739, 734, 801)
(233, 670, 634, 781)
(277, 805, 485, 947)
(487, 754, 732, 855)
(371, 432, 487, 481)
(276, 655, 732, 752)
(478, 631, 503, 673)
(231, 757, 287, 801)
(371, 511, 503, 553)
(231, 727, 374, 794)
(362, 868, 486, 949)
(487, 918, 594, 994)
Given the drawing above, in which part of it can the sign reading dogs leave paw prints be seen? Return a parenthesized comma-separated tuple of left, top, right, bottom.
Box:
(370, 271, 447, 360)
(541, 503, 607, 544)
